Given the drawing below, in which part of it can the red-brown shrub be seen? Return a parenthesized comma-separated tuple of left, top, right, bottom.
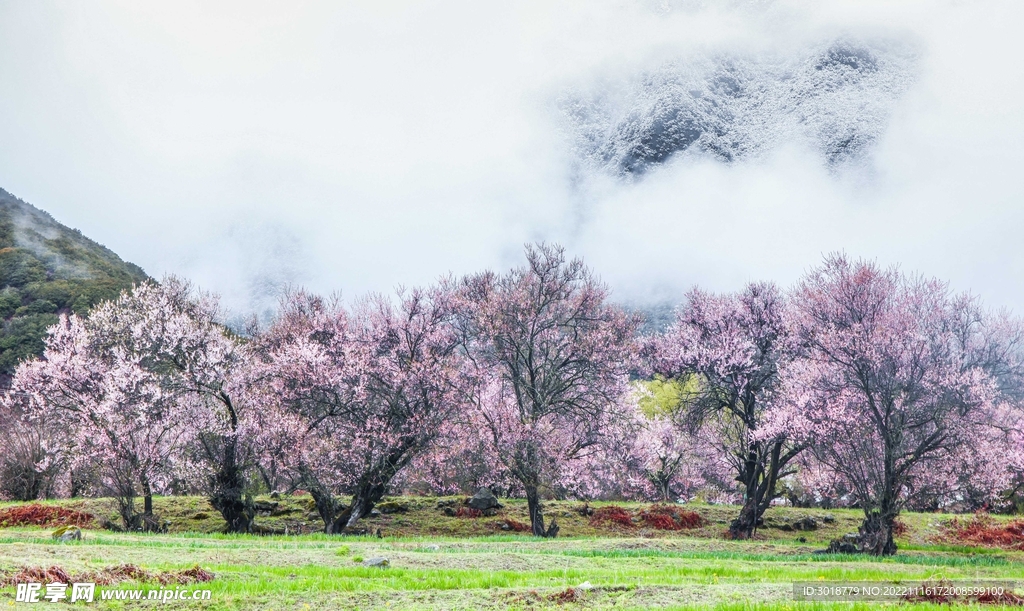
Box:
(675, 509, 704, 529)
(0, 564, 214, 587)
(0, 504, 94, 528)
(940, 512, 1024, 550)
(454, 507, 483, 518)
(502, 518, 531, 532)
(643, 513, 679, 530)
(639, 505, 705, 530)
(548, 587, 586, 603)
(903, 580, 1024, 606)
(976, 591, 1024, 606)
(589, 505, 633, 528)
(0, 566, 71, 587)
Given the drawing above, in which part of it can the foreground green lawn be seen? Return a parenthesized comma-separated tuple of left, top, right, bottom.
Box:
(2, 497, 1023, 609)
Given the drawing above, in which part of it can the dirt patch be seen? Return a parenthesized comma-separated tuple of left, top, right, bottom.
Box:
(502, 590, 546, 606)
(0, 564, 214, 587)
(0, 504, 94, 528)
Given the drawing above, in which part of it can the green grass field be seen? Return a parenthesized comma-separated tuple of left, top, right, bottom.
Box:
(2, 496, 1023, 609)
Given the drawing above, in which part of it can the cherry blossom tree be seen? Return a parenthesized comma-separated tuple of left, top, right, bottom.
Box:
(0, 397, 66, 500)
(247, 286, 470, 533)
(782, 453, 853, 509)
(137, 278, 255, 533)
(9, 312, 193, 530)
(240, 291, 360, 531)
(601, 391, 731, 502)
(902, 406, 1023, 512)
(393, 413, 508, 496)
(456, 244, 640, 537)
(653, 283, 803, 538)
(774, 255, 1024, 555)
(86, 277, 255, 532)
(6, 279, 252, 531)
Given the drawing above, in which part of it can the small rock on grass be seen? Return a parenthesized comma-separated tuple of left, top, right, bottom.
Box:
(467, 487, 502, 511)
(362, 557, 390, 568)
(376, 500, 409, 514)
(52, 525, 82, 542)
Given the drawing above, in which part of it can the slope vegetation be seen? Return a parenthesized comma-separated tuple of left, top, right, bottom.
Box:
(0, 188, 148, 376)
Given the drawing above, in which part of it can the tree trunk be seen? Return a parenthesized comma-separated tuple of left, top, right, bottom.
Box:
(210, 488, 254, 534)
(308, 486, 341, 534)
(855, 443, 898, 556)
(728, 441, 785, 539)
(137, 478, 165, 532)
(858, 511, 897, 556)
(334, 444, 417, 533)
(114, 484, 137, 530)
(729, 498, 760, 539)
(526, 485, 546, 537)
(209, 435, 254, 533)
(69, 468, 88, 499)
(523, 486, 559, 537)
(651, 472, 671, 503)
(141, 477, 154, 516)
(340, 478, 390, 532)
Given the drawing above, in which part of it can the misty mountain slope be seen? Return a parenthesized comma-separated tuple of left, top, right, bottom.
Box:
(0, 188, 149, 375)
(562, 38, 917, 175)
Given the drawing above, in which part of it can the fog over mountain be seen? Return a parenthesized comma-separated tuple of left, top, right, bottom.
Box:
(0, 1, 1021, 317)
(563, 38, 916, 175)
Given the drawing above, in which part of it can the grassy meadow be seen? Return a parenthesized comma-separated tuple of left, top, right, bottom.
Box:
(2, 496, 1023, 610)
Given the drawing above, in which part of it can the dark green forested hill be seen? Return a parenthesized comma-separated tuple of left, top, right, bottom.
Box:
(0, 188, 149, 376)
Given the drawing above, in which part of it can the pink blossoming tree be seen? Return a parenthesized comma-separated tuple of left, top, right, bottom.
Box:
(6, 278, 250, 530)
(774, 255, 1024, 555)
(247, 286, 470, 533)
(0, 396, 68, 501)
(456, 244, 640, 537)
(653, 283, 804, 538)
(601, 393, 732, 502)
(9, 303, 195, 529)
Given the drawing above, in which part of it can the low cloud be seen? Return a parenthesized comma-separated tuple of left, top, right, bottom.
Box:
(0, 0, 1020, 316)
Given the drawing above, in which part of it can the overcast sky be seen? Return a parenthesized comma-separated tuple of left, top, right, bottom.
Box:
(1, 0, 1022, 316)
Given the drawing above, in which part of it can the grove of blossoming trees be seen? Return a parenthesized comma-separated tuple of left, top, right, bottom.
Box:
(2, 247, 1022, 555)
